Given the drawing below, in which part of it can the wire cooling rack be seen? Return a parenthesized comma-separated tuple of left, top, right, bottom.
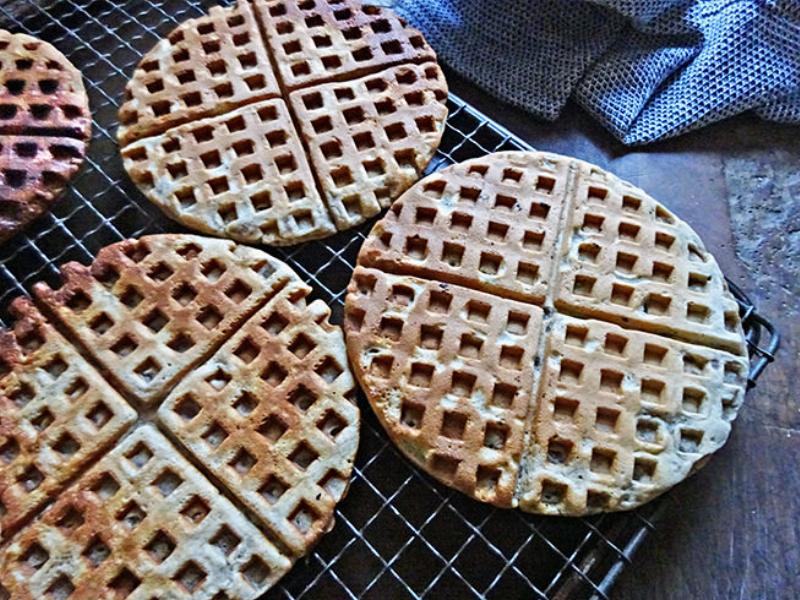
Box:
(0, 1, 780, 598)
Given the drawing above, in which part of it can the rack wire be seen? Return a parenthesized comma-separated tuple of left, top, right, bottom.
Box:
(0, 1, 780, 598)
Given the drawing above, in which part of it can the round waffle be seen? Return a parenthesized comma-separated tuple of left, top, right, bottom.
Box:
(119, 0, 448, 246)
(345, 150, 749, 515)
(0, 30, 91, 244)
(0, 234, 359, 599)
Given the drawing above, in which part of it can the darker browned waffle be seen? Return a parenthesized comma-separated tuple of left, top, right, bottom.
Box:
(0, 30, 90, 244)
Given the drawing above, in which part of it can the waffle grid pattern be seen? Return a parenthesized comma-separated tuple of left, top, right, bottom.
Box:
(0, 29, 91, 243)
(289, 62, 447, 231)
(0, 297, 136, 539)
(0, 1, 779, 598)
(122, 97, 335, 245)
(117, 0, 280, 145)
(1, 426, 293, 598)
(252, 0, 435, 91)
(118, 0, 448, 245)
(517, 314, 749, 515)
(350, 150, 753, 516)
(555, 160, 745, 354)
(160, 282, 359, 557)
(0, 29, 91, 136)
(0, 133, 87, 233)
(345, 268, 543, 509)
(359, 151, 573, 304)
(32, 234, 295, 404)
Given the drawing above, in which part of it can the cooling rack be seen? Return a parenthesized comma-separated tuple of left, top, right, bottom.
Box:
(0, 0, 780, 598)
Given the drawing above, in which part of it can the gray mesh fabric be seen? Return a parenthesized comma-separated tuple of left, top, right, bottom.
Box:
(394, 0, 800, 145)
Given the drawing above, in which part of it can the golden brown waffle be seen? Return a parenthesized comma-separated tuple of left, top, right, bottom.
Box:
(122, 99, 336, 246)
(0, 30, 91, 138)
(159, 280, 359, 555)
(346, 150, 749, 514)
(0, 134, 87, 244)
(252, 0, 436, 91)
(516, 314, 748, 514)
(33, 234, 297, 405)
(0, 297, 135, 540)
(0, 234, 358, 595)
(554, 157, 745, 354)
(290, 62, 448, 230)
(119, 0, 446, 246)
(0, 425, 292, 599)
(117, 2, 280, 146)
(345, 268, 542, 507)
(0, 31, 90, 244)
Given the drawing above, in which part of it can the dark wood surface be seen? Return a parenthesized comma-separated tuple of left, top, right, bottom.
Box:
(448, 71, 800, 599)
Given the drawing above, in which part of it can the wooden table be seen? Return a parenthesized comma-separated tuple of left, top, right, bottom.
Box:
(449, 71, 800, 599)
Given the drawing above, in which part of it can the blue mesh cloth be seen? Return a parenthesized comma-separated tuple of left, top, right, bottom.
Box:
(393, 0, 800, 145)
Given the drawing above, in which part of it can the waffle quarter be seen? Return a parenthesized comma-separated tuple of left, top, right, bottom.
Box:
(159, 280, 359, 556)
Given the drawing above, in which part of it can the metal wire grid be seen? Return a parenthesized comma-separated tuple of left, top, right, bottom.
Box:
(0, 1, 779, 599)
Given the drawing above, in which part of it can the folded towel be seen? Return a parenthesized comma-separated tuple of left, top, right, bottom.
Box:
(394, 0, 800, 145)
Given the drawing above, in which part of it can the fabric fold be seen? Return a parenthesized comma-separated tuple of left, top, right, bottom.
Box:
(395, 0, 800, 145)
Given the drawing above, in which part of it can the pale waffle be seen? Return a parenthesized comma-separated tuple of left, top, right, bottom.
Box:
(345, 268, 542, 507)
(122, 98, 336, 246)
(0, 297, 135, 540)
(359, 151, 573, 304)
(252, 0, 436, 91)
(0, 425, 292, 599)
(554, 157, 745, 354)
(0, 31, 90, 244)
(159, 280, 359, 555)
(119, 0, 446, 245)
(290, 62, 448, 230)
(117, 2, 280, 146)
(33, 234, 298, 405)
(0, 233, 359, 595)
(516, 314, 748, 515)
(346, 150, 750, 515)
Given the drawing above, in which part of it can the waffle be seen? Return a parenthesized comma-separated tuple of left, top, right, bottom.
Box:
(0, 134, 87, 244)
(120, 0, 446, 246)
(0, 30, 91, 137)
(346, 150, 749, 514)
(0, 233, 359, 595)
(122, 98, 336, 246)
(117, 2, 280, 146)
(359, 151, 572, 304)
(345, 267, 542, 507)
(159, 280, 359, 555)
(252, 0, 436, 91)
(0, 425, 292, 599)
(554, 157, 745, 354)
(516, 314, 748, 515)
(33, 234, 298, 405)
(0, 297, 135, 540)
(290, 62, 448, 230)
(0, 31, 90, 244)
